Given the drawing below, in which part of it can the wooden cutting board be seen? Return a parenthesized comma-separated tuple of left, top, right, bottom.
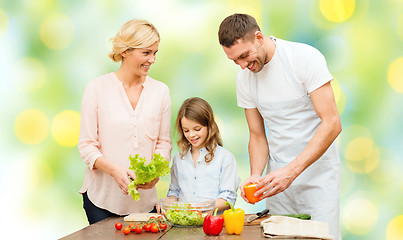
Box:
(244, 214, 271, 225)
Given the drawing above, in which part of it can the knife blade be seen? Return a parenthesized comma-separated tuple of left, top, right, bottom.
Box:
(247, 209, 270, 223)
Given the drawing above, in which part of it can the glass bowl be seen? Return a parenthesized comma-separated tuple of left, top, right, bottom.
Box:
(159, 197, 215, 227)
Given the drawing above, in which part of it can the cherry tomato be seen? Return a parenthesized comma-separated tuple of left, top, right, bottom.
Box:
(134, 226, 143, 234)
(122, 227, 131, 235)
(149, 216, 156, 219)
(128, 223, 135, 232)
(151, 224, 159, 233)
(157, 216, 164, 219)
(159, 223, 167, 230)
(143, 224, 151, 232)
(115, 222, 123, 230)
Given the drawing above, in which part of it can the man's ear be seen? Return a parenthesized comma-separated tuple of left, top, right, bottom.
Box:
(255, 31, 264, 45)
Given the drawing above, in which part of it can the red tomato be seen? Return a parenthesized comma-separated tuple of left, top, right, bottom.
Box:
(115, 222, 123, 230)
(128, 223, 135, 232)
(134, 226, 143, 234)
(149, 216, 156, 219)
(151, 224, 159, 233)
(143, 224, 151, 232)
(157, 216, 164, 219)
(159, 223, 167, 230)
(122, 227, 131, 235)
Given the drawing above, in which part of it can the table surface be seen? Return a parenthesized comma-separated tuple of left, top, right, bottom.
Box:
(60, 216, 322, 240)
(59, 216, 268, 240)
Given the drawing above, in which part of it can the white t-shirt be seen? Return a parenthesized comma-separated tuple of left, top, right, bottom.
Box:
(236, 37, 333, 108)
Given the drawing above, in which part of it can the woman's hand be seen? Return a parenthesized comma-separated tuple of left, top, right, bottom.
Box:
(240, 174, 261, 203)
(111, 168, 136, 195)
(137, 177, 160, 190)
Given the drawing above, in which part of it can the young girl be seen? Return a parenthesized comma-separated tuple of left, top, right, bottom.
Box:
(167, 97, 240, 212)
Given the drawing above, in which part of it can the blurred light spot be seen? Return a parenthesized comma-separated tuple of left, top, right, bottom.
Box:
(369, 148, 400, 183)
(15, 109, 49, 145)
(35, 160, 54, 193)
(0, 8, 9, 38)
(342, 198, 378, 235)
(40, 14, 75, 50)
(397, 14, 403, 41)
(387, 57, 403, 94)
(51, 110, 80, 147)
(345, 137, 380, 173)
(386, 215, 403, 240)
(12, 58, 47, 93)
(319, 0, 355, 22)
(331, 79, 346, 114)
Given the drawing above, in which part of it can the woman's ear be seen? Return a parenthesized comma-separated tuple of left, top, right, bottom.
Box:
(121, 50, 127, 58)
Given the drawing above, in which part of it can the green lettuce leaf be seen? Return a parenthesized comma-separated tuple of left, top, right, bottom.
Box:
(127, 153, 170, 200)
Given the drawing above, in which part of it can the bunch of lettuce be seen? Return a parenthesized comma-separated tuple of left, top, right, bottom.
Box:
(127, 153, 170, 200)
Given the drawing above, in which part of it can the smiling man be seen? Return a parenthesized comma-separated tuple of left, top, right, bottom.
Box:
(218, 13, 342, 240)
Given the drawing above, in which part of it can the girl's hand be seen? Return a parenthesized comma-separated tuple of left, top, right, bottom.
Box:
(111, 168, 136, 194)
(240, 175, 261, 203)
(137, 177, 160, 189)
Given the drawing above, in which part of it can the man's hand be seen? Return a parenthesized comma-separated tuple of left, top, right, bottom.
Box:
(240, 174, 261, 203)
(255, 166, 297, 199)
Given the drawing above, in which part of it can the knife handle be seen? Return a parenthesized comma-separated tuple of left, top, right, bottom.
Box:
(258, 209, 270, 217)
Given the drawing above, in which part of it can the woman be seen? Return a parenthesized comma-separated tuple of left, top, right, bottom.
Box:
(78, 19, 172, 224)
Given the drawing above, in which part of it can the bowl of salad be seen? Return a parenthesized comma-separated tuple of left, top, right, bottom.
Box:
(159, 197, 215, 227)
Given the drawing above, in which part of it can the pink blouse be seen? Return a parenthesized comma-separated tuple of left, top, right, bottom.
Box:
(78, 72, 172, 215)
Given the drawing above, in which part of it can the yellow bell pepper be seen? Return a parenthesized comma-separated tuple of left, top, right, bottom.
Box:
(223, 201, 245, 235)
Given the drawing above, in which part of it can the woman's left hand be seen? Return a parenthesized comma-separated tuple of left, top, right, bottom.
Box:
(137, 177, 160, 189)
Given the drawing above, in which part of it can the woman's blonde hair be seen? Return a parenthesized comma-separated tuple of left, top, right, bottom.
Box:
(108, 19, 160, 62)
(176, 97, 223, 163)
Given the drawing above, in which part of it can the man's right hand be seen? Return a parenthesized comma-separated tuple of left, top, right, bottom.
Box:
(240, 175, 261, 203)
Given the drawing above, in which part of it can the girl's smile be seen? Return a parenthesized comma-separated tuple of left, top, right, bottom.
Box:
(181, 117, 208, 152)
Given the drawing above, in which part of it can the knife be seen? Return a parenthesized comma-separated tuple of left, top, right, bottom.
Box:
(247, 209, 270, 223)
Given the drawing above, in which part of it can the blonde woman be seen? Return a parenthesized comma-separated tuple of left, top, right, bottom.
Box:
(167, 97, 240, 212)
(78, 19, 172, 224)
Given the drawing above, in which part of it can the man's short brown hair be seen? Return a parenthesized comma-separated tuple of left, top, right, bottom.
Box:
(218, 13, 261, 48)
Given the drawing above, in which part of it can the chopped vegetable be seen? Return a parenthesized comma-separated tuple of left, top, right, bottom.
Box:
(127, 153, 170, 200)
(165, 209, 206, 226)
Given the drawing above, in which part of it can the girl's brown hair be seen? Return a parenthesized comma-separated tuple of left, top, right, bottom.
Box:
(176, 97, 223, 163)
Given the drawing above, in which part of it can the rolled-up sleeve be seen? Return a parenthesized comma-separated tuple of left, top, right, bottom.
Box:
(78, 81, 103, 170)
(167, 155, 180, 197)
(218, 152, 240, 204)
(155, 88, 172, 162)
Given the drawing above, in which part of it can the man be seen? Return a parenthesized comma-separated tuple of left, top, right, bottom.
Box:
(218, 14, 341, 239)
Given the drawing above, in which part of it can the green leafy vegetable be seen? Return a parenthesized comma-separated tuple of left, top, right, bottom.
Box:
(127, 153, 170, 200)
(165, 209, 206, 226)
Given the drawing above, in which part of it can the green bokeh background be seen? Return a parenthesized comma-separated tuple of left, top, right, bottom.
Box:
(1, 0, 403, 239)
